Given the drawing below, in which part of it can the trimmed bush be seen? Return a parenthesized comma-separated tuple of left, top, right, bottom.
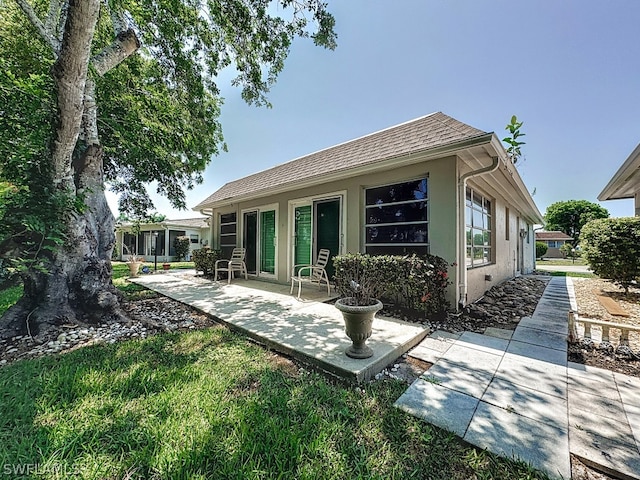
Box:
(580, 217, 640, 292)
(535, 242, 548, 259)
(173, 235, 191, 261)
(192, 247, 222, 275)
(333, 253, 450, 318)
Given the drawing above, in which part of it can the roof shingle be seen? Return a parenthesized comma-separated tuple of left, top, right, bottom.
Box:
(535, 231, 573, 241)
(194, 112, 487, 209)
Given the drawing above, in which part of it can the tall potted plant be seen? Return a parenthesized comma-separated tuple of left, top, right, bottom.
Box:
(333, 253, 384, 359)
(122, 244, 144, 277)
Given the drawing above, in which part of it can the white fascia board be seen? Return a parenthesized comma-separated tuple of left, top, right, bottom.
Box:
(598, 143, 640, 201)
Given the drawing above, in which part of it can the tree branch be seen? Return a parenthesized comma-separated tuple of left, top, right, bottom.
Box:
(51, 0, 101, 189)
(14, 0, 60, 54)
(91, 28, 140, 77)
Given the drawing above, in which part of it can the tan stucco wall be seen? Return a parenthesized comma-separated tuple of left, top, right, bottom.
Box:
(206, 154, 536, 308)
(209, 156, 459, 297)
(464, 177, 536, 304)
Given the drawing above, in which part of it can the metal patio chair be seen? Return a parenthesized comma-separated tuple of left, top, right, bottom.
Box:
(290, 248, 331, 298)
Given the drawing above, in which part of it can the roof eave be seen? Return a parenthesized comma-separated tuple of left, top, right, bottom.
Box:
(598, 143, 640, 201)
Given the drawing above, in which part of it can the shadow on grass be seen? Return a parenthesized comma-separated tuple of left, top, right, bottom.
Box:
(0, 329, 551, 479)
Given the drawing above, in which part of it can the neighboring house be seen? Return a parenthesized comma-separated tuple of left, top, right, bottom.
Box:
(535, 231, 573, 258)
(193, 112, 543, 308)
(598, 143, 640, 216)
(115, 217, 209, 262)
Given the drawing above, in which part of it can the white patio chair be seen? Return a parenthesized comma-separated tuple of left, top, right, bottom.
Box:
(214, 247, 248, 284)
(290, 248, 331, 298)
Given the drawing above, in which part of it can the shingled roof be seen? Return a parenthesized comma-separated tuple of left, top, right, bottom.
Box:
(194, 112, 488, 209)
(535, 231, 573, 241)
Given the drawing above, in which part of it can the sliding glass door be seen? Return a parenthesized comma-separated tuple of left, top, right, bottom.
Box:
(293, 197, 341, 278)
(243, 206, 277, 277)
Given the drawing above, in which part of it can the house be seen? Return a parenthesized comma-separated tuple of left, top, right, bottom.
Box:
(115, 217, 209, 262)
(193, 112, 543, 308)
(598, 143, 640, 216)
(535, 231, 573, 258)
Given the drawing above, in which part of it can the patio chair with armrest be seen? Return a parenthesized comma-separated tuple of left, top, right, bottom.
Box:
(214, 247, 248, 284)
(290, 248, 331, 298)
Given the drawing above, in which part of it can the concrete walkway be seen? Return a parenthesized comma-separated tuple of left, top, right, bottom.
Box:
(395, 276, 640, 479)
(536, 264, 592, 274)
(131, 272, 427, 383)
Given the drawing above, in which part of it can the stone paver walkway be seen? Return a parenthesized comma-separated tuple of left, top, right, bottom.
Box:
(395, 277, 640, 480)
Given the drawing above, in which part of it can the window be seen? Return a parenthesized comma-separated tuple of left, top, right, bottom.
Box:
(123, 233, 136, 256)
(190, 234, 199, 244)
(364, 178, 428, 256)
(465, 187, 492, 267)
(219, 213, 237, 258)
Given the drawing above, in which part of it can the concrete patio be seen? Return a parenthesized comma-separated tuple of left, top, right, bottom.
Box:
(131, 271, 428, 383)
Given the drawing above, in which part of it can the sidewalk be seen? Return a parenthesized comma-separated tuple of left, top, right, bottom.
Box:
(131, 272, 427, 383)
(395, 276, 640, 480)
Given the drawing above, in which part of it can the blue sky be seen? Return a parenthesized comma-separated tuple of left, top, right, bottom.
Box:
(107, 0, 640, 220)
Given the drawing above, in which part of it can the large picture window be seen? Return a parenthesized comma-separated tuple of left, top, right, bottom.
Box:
(219, 213, 237, 259)
(364, 178, 428, 256)
(465, 187, 492, 267)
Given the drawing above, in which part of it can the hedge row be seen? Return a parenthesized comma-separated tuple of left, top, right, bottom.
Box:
(333, 253, 450, 317)
(580, 217, 640, 292)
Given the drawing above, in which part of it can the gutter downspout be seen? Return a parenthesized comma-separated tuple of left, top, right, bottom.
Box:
(457, 156, 500, 309)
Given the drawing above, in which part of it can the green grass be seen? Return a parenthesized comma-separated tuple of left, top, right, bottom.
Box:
(536, 258, 586, 266)
(0, 285, 22, 316)
(0, 328, 550, 480)
(111, 263, 159, 301)
(546, 271, 597, 278)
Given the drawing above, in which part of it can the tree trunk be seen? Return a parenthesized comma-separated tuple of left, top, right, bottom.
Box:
(0, 0, 142, 340)
(0, 144, 126, 340)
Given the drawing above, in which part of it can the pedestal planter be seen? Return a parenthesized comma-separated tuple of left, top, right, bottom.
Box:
(127, 261, 143, 278)
(335, 298, 383, 359)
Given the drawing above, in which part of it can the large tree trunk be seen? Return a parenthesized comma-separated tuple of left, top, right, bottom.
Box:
(1, 0, 140, 340)
(0, 145, 126, 340)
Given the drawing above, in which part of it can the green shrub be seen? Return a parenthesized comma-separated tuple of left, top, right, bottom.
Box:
(173, 235, 191, 261)
(535, 242, 548, 259)
(559, 243, 579, 259)
(333, 253, 450, 318)
(192, 247, 222, 275)
(580, 217, 640, 292)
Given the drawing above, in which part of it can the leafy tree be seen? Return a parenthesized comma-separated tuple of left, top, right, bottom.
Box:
(502, 115, 526, 164)
(535, 242, 548, 259)
(580, 217, 640, 293)
(544, 200, 609, 244)
(559, 243, 578, 259)
(0, 0, 336, 339)
(173, 236, 190, 262)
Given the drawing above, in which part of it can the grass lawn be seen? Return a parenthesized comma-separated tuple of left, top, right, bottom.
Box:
(546, 271, 597, 278)
(536, 258, 586, 266)
(0, 263, 550, 479)
(0, 327, 549, 479)
(0, 285, 22, 316)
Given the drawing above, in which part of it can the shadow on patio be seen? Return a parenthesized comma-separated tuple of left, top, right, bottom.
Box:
(131, 271, 428, 383)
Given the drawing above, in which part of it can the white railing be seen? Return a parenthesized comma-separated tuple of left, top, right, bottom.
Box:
(568, 311, 640, 349)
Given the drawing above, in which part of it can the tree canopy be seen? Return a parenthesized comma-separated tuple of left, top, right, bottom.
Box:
(0, 0, 337, 338)
(544, 200, 609, 243)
